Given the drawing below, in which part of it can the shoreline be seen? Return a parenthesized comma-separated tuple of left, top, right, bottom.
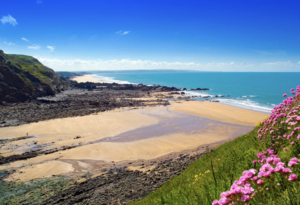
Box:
(71, 74, 272, 114)
(71, 74, 113, 83)
(0, 75, 269, 204)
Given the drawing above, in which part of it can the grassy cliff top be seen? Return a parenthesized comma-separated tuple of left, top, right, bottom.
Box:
(0, 50, 61, 89)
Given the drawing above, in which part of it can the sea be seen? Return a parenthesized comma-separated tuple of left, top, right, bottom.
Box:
(88, 71, 300, 114)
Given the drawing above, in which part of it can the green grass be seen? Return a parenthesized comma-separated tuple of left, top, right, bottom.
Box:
(1, 52, 57, 90)
(7, 54, 54, 80)
(129, 126, 265, 205)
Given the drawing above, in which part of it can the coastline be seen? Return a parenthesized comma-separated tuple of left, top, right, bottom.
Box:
(0, 74, 269, 204)
(71, 74, 272, 114)
(71, 74, 112, 83)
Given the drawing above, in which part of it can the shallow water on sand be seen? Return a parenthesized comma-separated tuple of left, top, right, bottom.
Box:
(93, 108, 253, 143)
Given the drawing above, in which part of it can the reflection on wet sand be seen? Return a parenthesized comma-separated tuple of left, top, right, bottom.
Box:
(94, 108, 253, 143)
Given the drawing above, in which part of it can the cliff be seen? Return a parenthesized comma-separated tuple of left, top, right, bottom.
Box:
(0, 50, 69, 103)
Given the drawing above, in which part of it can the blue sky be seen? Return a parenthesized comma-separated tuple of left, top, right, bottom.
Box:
(1, 0, 300, 71)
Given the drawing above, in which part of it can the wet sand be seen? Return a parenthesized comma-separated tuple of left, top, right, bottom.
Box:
(0, 101, 269, 181)
(170, 101, 268, 126)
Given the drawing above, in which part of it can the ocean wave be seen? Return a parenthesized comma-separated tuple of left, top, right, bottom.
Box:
(218, 98, 272, 113)
(91, 74, 134, 84)
(183, 91, 214, 97)
(242, 95, 257, 98)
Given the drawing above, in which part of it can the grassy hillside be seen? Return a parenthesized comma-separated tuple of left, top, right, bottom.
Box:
(129, 126, 264, 205)
(7, 54, 56, 81)
(0, 50, 69, 100)
(130, 87, 300, 205)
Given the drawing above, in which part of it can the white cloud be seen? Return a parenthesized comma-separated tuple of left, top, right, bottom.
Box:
(260, 61, 294, 67)
(37, 58, 254, 71)
(1, 15, 18, 26)
(47, 46, 55, 52)
(28, 44, 41, 50)
(260, 61, 300, 71)
(22, 37, 29, 42)
(36, 0, 43, 4)
(116, 30, 130, 35)
(298, 61, 300, 64)
(3, 41, 15, 46)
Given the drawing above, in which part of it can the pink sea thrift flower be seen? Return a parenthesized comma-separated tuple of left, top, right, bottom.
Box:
(288, 174, 297, 181)
(218, 197, 228, 205)
(291, 141, 295, 145)
(283, 148, 287, 151)
(288, 157, 299, 167)
(277, 183, 280, 186)
(257, 179, 264, 185)
(212, 200, 219, 205)
(252, 176, 258, 181)
(257, 152, 262, 159)
(241, 195, 251, 202)
(283, 93, 287, 97)
(282, 168, 292, 174)
(253, 160, 256, 164)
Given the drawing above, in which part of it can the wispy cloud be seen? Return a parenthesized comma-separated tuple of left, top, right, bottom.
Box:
(1, 14, 18, 26)
(260, 61, 294, 67)
(22, 37, 29, 42)
(37, 58, 255, 71)
(28, 44, 41, 50)
(36, 0, 43, 4)
(47, 46, 55, 52)
(3, 41, 15, 46)
(116, 30, 130, 35)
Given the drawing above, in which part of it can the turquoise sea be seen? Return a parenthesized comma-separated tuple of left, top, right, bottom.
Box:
(89, 71, 300, 113)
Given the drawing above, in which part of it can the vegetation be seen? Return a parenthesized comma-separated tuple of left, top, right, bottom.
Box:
(5, 54, 55, 84)
(130, 87, 300, 205)
(0, 172, 74, 205)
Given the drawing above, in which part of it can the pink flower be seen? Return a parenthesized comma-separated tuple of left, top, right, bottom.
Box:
(282, 168, 292, 174)
(212, 200, 219, 205)
(277, 183, 280, 186)
(290, 157, 299, 163)
(253, 160, 256, 164)
(218, 197, 228, 205)
(288, 161, 298, 167)
(257, 179, 264, 185)
(283, 93, 287, 97)
(297, 135, 300, 140)
(241, 195, 251, 202)
(291, 142, 295, 145)
(252, 176, 258, 181)
(257, 152, 262, 159)
(288, 173, 297, 181)
(283, 148, 287, 151)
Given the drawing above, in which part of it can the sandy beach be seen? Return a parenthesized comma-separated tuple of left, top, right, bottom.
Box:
(71, 74, 111, 83)
(0, 100, 268, 181)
